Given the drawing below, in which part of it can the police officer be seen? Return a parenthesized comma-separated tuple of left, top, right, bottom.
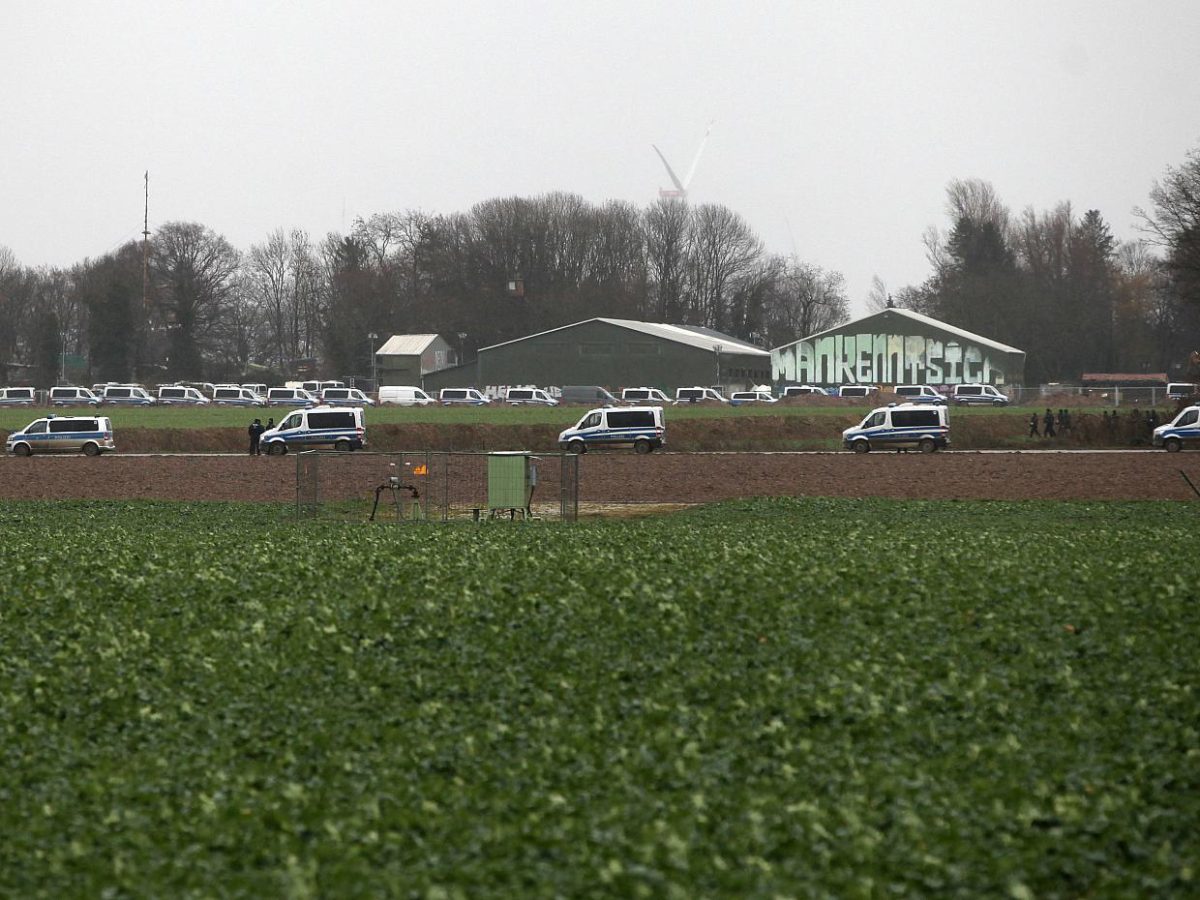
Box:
(248, 418, 265, 456)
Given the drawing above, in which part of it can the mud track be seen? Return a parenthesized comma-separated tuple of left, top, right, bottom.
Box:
(2, 451, 1199, 504)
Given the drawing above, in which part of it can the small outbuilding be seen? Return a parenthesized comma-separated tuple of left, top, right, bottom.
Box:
(771, 308, 1025, 387)
(375, 334, 458, 387)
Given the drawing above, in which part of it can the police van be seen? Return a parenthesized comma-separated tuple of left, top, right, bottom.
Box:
(259, 406, 366, 455)
(1152, 405, 1200, 452)
(0, 387, 37, 406)
(558, 405, 665, 454)
(504, 387, 558, 406)
(842, 403, 949, 453)
(49, 386, 101, 406)
(267, 387, 318, 407)
(158, 385, 210, 405)
(102, 385, 155, 405)
(6, 415, 115, 457)
(212, 386, 266, 406)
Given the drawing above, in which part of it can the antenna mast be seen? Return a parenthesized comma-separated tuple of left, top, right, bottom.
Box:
(142, 171, 150, 309)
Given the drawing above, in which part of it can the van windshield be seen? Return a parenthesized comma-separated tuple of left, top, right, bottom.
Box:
(1173, 409, 1199, 427)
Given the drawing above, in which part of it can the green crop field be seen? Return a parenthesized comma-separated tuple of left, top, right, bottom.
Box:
(2, 499, 1197, 896)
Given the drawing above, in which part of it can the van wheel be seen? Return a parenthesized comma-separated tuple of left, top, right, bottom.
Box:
(1164, 438, 1182, 453)
(852, 441, 870, 454)
(83, 443, 101, 457)
(267, 442, 287, 456)
(918, 438, 936, 454)
(634, 439, 653, 455)
(335, 440, 351, 452)
(13, 443, 32, 457)
(568, 440, 586, 454)
(992, 399, 1006, 407)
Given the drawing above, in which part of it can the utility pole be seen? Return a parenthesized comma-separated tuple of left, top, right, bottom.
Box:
(368, 333, 378, 397)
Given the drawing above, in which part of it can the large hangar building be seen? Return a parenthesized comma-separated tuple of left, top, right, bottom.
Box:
(771, 308, 1026, 387)
(424, 318, 771, 393)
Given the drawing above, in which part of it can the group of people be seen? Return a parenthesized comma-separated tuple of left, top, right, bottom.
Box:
(247, 418, 274, 455)
(1028, 408, 1071, 438)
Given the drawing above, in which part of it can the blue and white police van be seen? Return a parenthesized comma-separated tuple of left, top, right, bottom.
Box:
(212, 386, 267, 406)
(102, 385, 155, 405)
(558, 405, 665, 454)
(1152, 405, 1200, 452)
(843, 403, 949, 453)
(0, 387, 37, 406)
(6, 415, 115, 457)
(259, 406, 366, 455)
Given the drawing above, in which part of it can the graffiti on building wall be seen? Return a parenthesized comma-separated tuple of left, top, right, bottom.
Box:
(773, 333, 1015, 385)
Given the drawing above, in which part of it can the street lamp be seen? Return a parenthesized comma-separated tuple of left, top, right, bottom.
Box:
(714, 343, 723, 389)
(368, 332, 378, 396)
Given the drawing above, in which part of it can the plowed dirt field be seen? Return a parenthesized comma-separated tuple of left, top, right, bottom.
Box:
(3, 451, 1199, 503)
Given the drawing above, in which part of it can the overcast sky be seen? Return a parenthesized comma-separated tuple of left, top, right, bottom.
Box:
(3, 0, 1199, 313)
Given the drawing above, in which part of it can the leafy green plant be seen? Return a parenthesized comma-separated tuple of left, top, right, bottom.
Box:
(0, 499, 1196, 896)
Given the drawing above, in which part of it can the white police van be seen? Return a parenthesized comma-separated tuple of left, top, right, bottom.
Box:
(439, 388, 490, 405)
(158, 385, 210, 405)
(6, 415, 115, 457)
(0, 387, 37, 406)
(843, 403, 949, 453)
(504, 387, 558, 406)
(952, 383, 1009, 406)
(558, 405, 665, 454)
(894, 385, 947, 405)
(102, 385, 155, 406)
(260, 406, 366, 455)
(212, 386, 266, 407)
(49, 386, 101, 406)
(674, 387, 727, 404)
(1153, 405, 1200, 452)
(267, 387, 318, 407)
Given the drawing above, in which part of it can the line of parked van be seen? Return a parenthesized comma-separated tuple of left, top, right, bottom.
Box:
(3, 404, 369, 457)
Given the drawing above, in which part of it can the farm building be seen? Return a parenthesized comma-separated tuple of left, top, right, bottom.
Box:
(422, 318, 771, 393)
(771, 308, 1026, 387)
(374, 334, 458, 386)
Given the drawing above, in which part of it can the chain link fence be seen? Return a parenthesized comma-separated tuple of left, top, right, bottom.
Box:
(295, 450, 579, 523)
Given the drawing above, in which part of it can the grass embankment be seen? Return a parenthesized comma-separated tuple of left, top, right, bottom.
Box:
(1, 498, 1196, 896)
(1, 403, 1174, 452)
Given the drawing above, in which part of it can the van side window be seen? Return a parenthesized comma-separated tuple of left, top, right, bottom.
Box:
(866, 412, 886, 427)
(308, 411, 355, 429)
(582, 413, 602, 428)
(27, 421, 48, 434)
(608, 410, 654, 428)
(892, 409, 939, 427)
(280, 415, 302, 431)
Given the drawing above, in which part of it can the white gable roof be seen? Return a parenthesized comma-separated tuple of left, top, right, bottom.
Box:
(481, 318, 769, 356)
(775, 308, 1024, 356)
(377, 334, 442, 356)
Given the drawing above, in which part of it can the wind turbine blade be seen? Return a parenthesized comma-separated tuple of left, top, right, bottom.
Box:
(652, 144, 686, 193)
(682, 121, 714, 190)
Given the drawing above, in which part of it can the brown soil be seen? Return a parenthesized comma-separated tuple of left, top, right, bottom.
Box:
(2, 450, 1198, 504)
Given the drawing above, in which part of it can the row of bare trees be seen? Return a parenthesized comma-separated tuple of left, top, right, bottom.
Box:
(0, 196, 847, 385)
(884, 173, 1200, 384)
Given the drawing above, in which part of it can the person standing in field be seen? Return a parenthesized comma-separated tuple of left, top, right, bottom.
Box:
(1043, 408, 1056, 438)
(248, 418, 265, 456)
(1029, 413, 1039, 438)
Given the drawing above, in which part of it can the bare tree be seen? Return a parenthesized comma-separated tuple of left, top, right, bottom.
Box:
(685, 203, 762, 332)
(151, 222, 241, 379)
(763, 257, 848, 346)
